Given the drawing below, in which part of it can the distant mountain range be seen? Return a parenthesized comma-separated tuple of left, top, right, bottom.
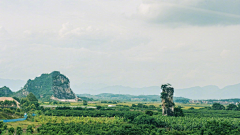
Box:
(1, 76, 239, 100)
(0, 78, 25, 91)
(73, 83, 240, 100)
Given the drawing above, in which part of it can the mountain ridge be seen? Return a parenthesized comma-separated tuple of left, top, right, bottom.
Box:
(1, 76, 239, 100)
(75, 83, 240, 99)
(0, 71, 76, 101)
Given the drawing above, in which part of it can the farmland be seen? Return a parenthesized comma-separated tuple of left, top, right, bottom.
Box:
(1, 100, 240, 135)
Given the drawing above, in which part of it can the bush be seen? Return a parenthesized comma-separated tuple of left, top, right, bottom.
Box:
(148, 105, 156, 109)
(83, 100, 87, 106)
(188, 107, 194, 110)
(212, 103, 225, 110)
(133, 115, 160, 127)
(27, 125, 33, 134)
(8, 127, 15, 135)
(145, 110, 153, 116)
(96, 106, 102, 110)
(124, 112, 142, 122)
(16, 127, 23, 135)
(174, 107, 184, 117)
(226, 104, 238, 110)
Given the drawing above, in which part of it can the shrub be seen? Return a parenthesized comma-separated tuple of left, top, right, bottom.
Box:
(212, 103, 225, 110)
(145, 110, 153, 116)
(133, 115, 159, 127)
(27, 125, 33, 134)
(174, 107, 184, 117)
(83, 100, 87, 106)
(8, 127, 15, 135)
(96, 106, 102, 110)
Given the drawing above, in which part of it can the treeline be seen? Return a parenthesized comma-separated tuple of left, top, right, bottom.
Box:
(0, 100, 17, 108)
(209, 103, 240, 110)
(76, 93, 189, 102)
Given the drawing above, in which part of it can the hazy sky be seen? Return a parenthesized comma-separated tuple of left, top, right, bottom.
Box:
(0, 0, 240, 90)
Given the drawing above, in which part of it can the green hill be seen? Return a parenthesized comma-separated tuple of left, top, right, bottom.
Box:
(0, 86, 13, 97)
(14, 71, 76, 101)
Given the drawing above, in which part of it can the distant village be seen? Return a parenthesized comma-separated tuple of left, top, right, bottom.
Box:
(189, 99, 240, 105)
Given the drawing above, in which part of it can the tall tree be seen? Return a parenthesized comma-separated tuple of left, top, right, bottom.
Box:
(26, 92, 38, 102)
(212, 103, 225, 110)
(160, 83, 174, 116)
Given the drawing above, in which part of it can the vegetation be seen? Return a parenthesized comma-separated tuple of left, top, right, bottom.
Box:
(212, 103, 225, 110)
(20, 92, 40, 112)
(76, 93, 189, 102)
(0, 100, 17, 108)
(0, 86, 13, 97)
(2, 92, 240, 134)
(14, 73, 53, 100)
(161, 84, 175, 116)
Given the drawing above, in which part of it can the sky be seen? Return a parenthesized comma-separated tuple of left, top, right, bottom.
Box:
(0, 0, 240, 91)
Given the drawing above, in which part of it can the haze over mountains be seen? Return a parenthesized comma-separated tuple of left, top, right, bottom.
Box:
(73, 83, 240, 100)
(1, 77, 239, 100)
(0, 78, 25, 91)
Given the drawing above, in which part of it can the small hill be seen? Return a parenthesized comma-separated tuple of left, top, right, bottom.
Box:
(14, 71, 76, 101)
(0, 78, 25, 91)
(0, 86, 13, 97)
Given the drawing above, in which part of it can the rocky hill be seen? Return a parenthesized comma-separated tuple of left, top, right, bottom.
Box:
(14, 71, 76, 101)
(0, 86, 13, 97)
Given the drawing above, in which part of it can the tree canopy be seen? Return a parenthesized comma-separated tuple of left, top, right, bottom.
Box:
(26, 92, 38, 102)
(212, 103, 225, 110)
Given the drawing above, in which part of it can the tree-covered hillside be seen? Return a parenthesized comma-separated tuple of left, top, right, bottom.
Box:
(0, 86, 13, 97)
(14, 71, 76, 101)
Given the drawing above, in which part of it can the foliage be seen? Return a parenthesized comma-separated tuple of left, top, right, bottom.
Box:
(174, 107, 184, 117)
(83, 100, 88, 105)
(45, 109, 143, 118)
(96, 106, 102, 110)
(188, 107, 195, 110)
(0, 86, 13, 97)
(20, 93, 39, 112)
(0, 121, 4, 134)
(161, 83, 175, 116)
(174, 98, 190, 104)
(37, 122, 154, 135)
(12, 97, 20, 103)
(27, 92, 38, 102)
(14, 73, 53, 101)
(27, 125, 33, 134)
(133, 115, 161, 127)
(145, 110, 153, 116)
(16, 127, 23, 135)
(0, 100, 17, 108)
(212, 103, 225, 110)
(226, 104, 238, 110)
(8, 127, 15, 135)
(184, 108, 240, 118)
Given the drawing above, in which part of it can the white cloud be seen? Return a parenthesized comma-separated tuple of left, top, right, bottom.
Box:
(0, 0, 240, 90)
(136, 0, 240, 25)
(0, 26, 9, 39)
(220, 50, 231, 58)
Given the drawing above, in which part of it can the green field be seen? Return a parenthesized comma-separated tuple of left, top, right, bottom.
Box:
(1, 100, 240, 135)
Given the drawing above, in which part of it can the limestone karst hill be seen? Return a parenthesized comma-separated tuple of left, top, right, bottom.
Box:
(14, 71, 76, 101)
(0, 86, 13, 97)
